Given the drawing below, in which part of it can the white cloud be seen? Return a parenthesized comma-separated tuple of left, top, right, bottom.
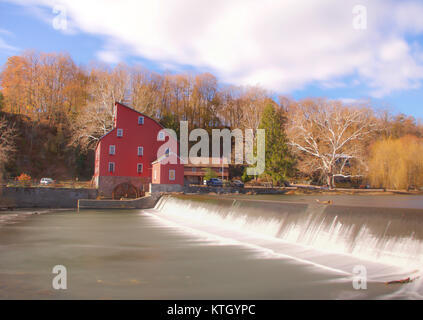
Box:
(0, 37, 18, 52)
(8, 0, 423, 97)
(337, 98, 369, 105)
(0, 28, 18, 52)
(96, 50, 121, 64)
(0, 29, 14, 36)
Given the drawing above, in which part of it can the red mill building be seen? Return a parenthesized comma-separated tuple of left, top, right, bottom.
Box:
(93, 102, 183, 198)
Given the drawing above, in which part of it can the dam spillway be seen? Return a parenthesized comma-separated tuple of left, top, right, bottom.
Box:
(152, 195, 423, 279)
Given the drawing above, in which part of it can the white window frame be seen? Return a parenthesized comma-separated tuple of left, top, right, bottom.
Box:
(109, 145, 115, 155)
(169, 169, 175, 181)
(117, 128, 123, 137)
(137, 146, 144, 156)
(108, 162, 115, 173)
(137, 163, 143, 173)
(138, 116, 144, 125)
(158, 131, 165, 141)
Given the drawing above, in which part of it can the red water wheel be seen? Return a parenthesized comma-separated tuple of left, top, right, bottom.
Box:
(112, 182, 139, 200)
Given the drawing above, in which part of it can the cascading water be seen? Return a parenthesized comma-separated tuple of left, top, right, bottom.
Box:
(151, 194, 423, 296)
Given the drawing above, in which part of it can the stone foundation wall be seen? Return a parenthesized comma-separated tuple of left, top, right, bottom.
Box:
(149, 184, 184, 193)
(0, 187, 98, 208)
(97, 176, 151, 197)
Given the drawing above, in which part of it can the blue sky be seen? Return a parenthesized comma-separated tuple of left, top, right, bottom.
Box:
(1, 0, 423, 119)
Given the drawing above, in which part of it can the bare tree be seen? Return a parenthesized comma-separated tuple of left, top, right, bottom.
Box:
(70, 102, 115, 150)
(241, 86, 270, 131)
(287, 98, 377, 188)
(70, 64, 130, 150)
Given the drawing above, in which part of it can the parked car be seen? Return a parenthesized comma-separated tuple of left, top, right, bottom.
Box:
(40, 178, 55, 185)
(206, 178, 223, 187)
(231, 180, 244, 188)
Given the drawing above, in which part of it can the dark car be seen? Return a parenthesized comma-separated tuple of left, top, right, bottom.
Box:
(231, 180, 244, 188)
(206, 178, 223, 187)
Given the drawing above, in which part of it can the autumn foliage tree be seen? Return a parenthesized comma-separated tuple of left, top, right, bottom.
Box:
(0, 51, 87, 125)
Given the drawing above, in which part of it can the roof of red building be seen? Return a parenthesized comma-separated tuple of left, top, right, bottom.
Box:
(94, 101, 166, 151)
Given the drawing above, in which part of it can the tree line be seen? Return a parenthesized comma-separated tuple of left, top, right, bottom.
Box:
(1, 50, 423, 189)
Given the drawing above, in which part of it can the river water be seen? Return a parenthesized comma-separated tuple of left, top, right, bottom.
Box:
(0, 194, 422, 299)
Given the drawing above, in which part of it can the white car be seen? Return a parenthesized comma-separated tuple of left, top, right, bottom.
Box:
(40, 178, 54, 185)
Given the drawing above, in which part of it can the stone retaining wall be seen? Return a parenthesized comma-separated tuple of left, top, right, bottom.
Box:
(78, 194, 161, 209)
(148, 184, 290, 195)
(150, 184, 184, 193)
(0, 184, 289, 210)
(0, 187, 98, 208)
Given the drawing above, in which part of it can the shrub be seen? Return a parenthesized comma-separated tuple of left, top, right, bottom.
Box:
(17, 173, 31, 186)
(241, 168, 253, 183)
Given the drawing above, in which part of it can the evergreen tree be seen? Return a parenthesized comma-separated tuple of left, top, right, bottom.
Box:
(241, 167, 253, 183)
(258, 103, 294, 185)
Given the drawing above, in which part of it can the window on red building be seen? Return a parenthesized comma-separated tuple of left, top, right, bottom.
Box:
(169, 169, 175, 181)
(137, 146, 144, 156)
(137, 163, 143, 173)
(109, 145, 115, 155)
(117, 129, 123, 137)
(138, 116, 144, 125)
(108, 162, 115, 173)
